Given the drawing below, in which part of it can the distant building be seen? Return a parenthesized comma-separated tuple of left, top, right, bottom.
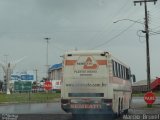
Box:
(48, 63, 62, 80)
(132, 78, 160, 93)
(48, 63, 62, 92)
(132, 80, 149, 93)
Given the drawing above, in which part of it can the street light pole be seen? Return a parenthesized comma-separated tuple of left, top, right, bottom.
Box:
(44, 38, 50, 79)
(113, 19, 143, 24)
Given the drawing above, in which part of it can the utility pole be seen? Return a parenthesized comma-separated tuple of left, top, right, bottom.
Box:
(44, 38, 51, 79)
(34, 68, 38, 82)
(133, 0, 157, 92)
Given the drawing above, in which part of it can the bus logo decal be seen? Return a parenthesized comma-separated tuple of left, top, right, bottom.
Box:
(83, 57, 98, 69)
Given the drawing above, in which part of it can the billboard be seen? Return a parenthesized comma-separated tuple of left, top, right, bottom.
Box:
(52, 80, 61, 90)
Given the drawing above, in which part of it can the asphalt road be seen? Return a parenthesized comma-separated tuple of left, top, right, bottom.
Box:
(131, 97, 160, 107)
(0, 97, 160, 120)
(0, 102, 65, 114)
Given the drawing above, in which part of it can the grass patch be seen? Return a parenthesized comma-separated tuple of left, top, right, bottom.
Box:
(141, 104, 160, 109)
(0, 92, 60, 103)
(132, 93, 145, 97)
(132, 92, 160, 97)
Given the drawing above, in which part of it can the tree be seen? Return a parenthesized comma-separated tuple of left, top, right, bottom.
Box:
(0, 80, 3, 91)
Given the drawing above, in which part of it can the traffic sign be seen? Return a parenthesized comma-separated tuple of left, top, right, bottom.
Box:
(44, 81, 52, 90)
(144, 92, 156, 104)
(14, 81, 32, 91)
(21, 75, 34, 80)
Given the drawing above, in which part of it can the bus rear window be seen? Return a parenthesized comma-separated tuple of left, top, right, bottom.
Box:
(68, 93, 104, 97)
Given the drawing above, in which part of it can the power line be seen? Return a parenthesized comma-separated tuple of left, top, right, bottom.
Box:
(90, 22, 137, 49)
(83, 0, 133, 48)
(150, 30, 160, 35)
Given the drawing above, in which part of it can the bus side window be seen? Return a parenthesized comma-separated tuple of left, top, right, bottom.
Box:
(122, 66, 125, 79)
(115, 62, 119, 77)
(126, 68, 130, 80)
(124, 68, 126, 80)
(120, 65, 123, 78)
(112, 60, 115, 77)
(118, 64, 121, 78)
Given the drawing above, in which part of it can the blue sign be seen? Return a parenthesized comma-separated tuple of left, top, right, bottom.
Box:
(11, 75, 20, 80)
(21, 75, 34, 80)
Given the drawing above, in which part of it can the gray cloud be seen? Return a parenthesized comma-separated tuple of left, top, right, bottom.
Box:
(0, 0, 160, 80)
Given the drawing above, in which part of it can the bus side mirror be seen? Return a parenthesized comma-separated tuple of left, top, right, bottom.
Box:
(131, 74, 136, 82)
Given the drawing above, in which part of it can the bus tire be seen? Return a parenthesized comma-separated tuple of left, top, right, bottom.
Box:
(118, 98, 121, 117)
(123, 109, 128, 115)
(121, 98, 123, 115)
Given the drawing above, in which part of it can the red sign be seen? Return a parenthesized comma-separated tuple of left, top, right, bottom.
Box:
(144, 92, 156, 104)
(44, 81, 52, 90)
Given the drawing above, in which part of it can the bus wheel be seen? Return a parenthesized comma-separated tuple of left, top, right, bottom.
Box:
(118, 98, 121, 117)
(124, 109, 128, 114)
(121, 98, 123, 114)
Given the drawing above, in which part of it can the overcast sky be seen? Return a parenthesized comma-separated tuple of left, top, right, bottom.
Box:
(0, 0, 160, 81)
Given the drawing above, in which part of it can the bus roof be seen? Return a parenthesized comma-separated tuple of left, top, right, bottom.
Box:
(64, 50, 109, 55)
(64, 50, 130, 68)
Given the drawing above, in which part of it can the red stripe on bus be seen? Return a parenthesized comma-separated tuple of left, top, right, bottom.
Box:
(97, 60, 107, 65)
(65, 60, 77, 65)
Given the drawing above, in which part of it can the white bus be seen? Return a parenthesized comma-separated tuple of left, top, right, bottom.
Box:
(61, 50, 135, 117)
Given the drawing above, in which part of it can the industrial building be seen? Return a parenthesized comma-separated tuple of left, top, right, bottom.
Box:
(48, 63, 62, 80)
(132, 78, 160, 93)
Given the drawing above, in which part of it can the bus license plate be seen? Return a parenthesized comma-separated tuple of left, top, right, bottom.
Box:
(70, 104, 101, 109)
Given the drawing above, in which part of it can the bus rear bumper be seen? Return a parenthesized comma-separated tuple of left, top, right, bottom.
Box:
(71, 106, 113, 115)
(61, 98, 114, 115)
(62, 104, 114, 115)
